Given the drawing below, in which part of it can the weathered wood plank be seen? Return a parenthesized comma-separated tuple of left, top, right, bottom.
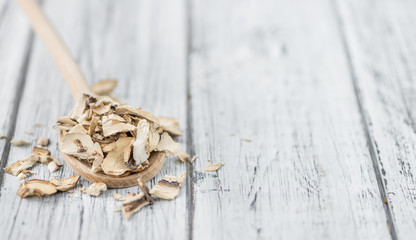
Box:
(336, 0, 416, 238)
(0, 0, 32, 181)
(188, 0, 391, 239)
(0, 0, 187, 239)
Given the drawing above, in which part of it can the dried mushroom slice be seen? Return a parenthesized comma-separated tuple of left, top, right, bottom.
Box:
(91, 79, 117, 96)
(121, 192, 150, 219)
(155, 132, 180, 156)
(147, 124, 160, 153)
(71, 95, 89, 119)
(189, 155, 198, 163)
(115, 105, 160, 125)
(102, 117, 136, 137)
(132, 119, 151, 165)
(91, 157, 104, 173)
(204, 162, 225, 172)
(17, 173, 27, 180)
(53, 124, 74, 131)
(50, 175, 81, 191)
(32, 146, 52, 163)
(68, 124, 88, 134)
(149, 172, 186, 200)
(3, 154, 39, 176)
(36, 137, 50, 146)
(17, 179, 57, 198)
(102, 137, 134, 176)
(178, 152, 189, 163)
(10, 139, 30, 146)
(60, 133, 99, 160)
(48, 161, 60, 173)
(158, 116, 182, 136)
(57, 116, 78, 125)
(87, 182, 107, 196)
(113, 192, 126, 201)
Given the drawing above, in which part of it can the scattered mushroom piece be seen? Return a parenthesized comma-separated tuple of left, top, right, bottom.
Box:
(155, 132, 180, 156)
(25, 131, 33, 135)
(0, 135, 8, 140)
(113, 192, 126, 201)
(50, 175, 81, 191)
(149, 172, 186, 200)
(121, 192, 150, 219)
(132, 119, 151, 165)
(91, 79, 118, 96)
(87, 182, 107, 196)
(178, 152, 189, 163)
(204, 162, 225, 172)
(17, 179, 57, 198)
(115, 105, 160, 125)
(138, 177, 153, 203)
(68, 124, 88, 134)
(34, 123, 44, 127)
(36, 137, 50, 146)
(57, 116, 78, 126)
(3, 154, 39, 176)
(60, 133, 102, 160)
(158, 116, 182, 136)
(48, 161, 60, 173)
(17, 173, 27, 180)
(10, 139, 30, 146)
(32, 147, 52, 164)
(102, 118, 136, 137)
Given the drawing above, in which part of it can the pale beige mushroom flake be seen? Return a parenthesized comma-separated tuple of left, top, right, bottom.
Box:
(68, 124, 88, 134)
(155, 132, 180, 156)
(113, 192, 126, 201)
(87, 182, 107, 196)
(102, 117, 136, 137)
(149, 172, 186, 200)
(17, 179, 57, 198)
(60, 133, 103, 160)
(132, 119, 151, 165)
(48, 161, 60, 173)
(121, 192, 150, 219)
(178, 152, 189, 163)
(204, 162, 225, 172)
(50, 175, 81, 191)
(158, 116, 182, 136)
(102, 137, 134, 176)
(10, 139, 30, 146)
(3, 154, 39, 176)
(37, 137, 50, 146)
(115, 105, 160, 125)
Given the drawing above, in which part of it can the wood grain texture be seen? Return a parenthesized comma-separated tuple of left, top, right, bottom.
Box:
(0, 0, 32, 181)
(188, 0, 391, 239)
(336, 0, 416, 238)
(0, 0, 187, 239)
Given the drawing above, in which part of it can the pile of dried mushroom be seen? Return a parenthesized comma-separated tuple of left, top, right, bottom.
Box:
(55, 93, 183, 175)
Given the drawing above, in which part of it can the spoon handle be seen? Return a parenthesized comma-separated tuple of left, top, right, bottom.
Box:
(15, 0, 94, 101)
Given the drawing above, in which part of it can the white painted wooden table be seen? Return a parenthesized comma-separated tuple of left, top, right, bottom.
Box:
(0, 0, 415, 239)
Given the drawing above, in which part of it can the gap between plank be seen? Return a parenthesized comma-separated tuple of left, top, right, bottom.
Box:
(0, 32, 34, 191)
(185, 0, 195, 239)
(330, 1, 398, 239)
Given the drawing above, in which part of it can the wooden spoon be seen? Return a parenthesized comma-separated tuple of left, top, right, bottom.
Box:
(16, 0, 165, 188)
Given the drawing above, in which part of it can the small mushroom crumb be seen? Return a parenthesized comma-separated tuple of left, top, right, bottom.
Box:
(0, 135, 8, 140)
(34, 123, 44, 127)
(189, 156, 198, 163)
(48, 161, 60, 173)
(149, 172, 186, 200)
(11, 139, 30, 146)
(17, 179, 57, 198)
(68, 190, 74, 194)
(37, 137, 50, 146)
(25, 131, 33, 135)
(204, 162, 225, 172)
(241, 138, 252, 142)
(87, 182, 107, 196)
(78, 186, 86, 191)
(121, 192, 150, 219)
(178, 152, 189, 163)
(113, 192, 126, 201)
(114, 208, 121, 212)
(50, 175, 81, 191)
(17, 173, 27, 180)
